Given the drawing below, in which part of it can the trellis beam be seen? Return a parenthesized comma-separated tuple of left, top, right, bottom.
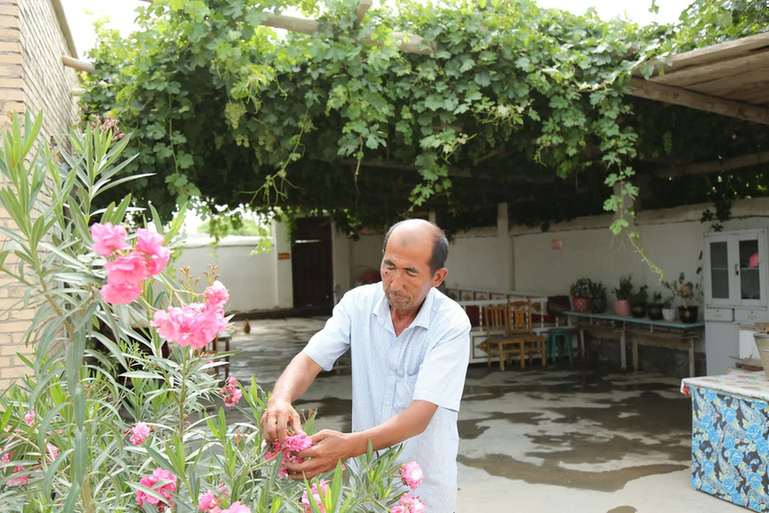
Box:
(655, 150, 769, 178)
(61, 55, 95, 73)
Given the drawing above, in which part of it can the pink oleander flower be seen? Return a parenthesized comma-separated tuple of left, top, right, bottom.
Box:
(220, 376, 242, 408)
(105, 253, 149, 284)
(135, 468, 177, 511)
(46, 442, 59, 462)
(205, 281, 230, 309)
(23, 410, 35, 426)
(152, 303, 228, 350)
(390, 493, 425, 513)
(7, 465, 28, 487)
(301, 480, 329, 513)
(91, 223, 128, 257)
(135, 229, 170, 276)
(400, 461, 423, 489)
(1, 448, 11, 465)
(129, 422, 151, 446)
(266, 433, 313, 478)
(198, 490, 218, 512)
(100, 279, 142, 305)
(223, 503, 251, 513)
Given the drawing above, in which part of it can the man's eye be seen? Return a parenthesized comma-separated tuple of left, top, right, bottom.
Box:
(407, 270, 417, 276)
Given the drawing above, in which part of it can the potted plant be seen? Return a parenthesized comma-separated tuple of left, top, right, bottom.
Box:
(661, 295, 676, 322)
(590, 281, 607, 314)
(665, 272, 701, 323)
(570, 277, 593, 313)
(630, 284, 649, 318)
(647, 291, 664, 321)
(613, 275, 633, 316)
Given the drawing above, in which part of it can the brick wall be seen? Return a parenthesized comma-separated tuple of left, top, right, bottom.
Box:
(0, 0, 78, 388)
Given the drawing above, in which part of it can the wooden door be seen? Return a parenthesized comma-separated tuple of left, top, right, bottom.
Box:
(291, 217, 333, 311)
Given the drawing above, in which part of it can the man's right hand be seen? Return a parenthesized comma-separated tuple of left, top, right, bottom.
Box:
(261, 398, 304, 443)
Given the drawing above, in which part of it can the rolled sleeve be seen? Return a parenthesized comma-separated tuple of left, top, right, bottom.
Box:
(302, 293, 353, 371)
(413, 319, 471, 412)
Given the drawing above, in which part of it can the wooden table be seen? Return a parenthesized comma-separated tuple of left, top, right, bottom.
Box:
(565, 311, 704, 376)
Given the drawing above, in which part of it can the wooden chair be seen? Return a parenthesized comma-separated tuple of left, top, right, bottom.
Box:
(483, 300, 547, 370)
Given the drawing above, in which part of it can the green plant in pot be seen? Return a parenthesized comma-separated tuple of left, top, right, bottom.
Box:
(570, 278, 593, 313)
(630, 284, 649, 318)
(665, 272, 701, 323)
(661, 295, 676, 322)
(647, 291, 664, 321)
(613, 275, 633, 316)
(590, 281, 607, 314)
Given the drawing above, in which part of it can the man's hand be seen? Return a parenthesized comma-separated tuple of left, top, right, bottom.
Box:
(285, 429, 359, 480)
(261, 398, 303, 443)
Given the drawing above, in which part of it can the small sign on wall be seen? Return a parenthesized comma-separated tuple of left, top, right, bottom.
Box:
(278, 252, 291, 260)
(551, 239, 562, 251)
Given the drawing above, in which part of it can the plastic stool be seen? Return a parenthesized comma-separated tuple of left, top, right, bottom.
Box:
(547, 328, 575, 365)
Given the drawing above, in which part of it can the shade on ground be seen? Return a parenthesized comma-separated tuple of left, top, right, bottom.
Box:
(228, 318, 742, 513)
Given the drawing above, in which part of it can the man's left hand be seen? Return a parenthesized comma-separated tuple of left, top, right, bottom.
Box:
(285, 429, 359, 480)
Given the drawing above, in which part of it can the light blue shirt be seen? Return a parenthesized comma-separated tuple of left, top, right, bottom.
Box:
(303, 282, 471, 513)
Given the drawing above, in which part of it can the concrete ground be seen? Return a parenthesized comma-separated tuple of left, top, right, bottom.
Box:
(228, 318, 741, 513)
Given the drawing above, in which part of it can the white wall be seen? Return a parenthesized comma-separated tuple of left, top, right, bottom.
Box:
(177, 236, 277, 312)
(176, 219, 295, 313)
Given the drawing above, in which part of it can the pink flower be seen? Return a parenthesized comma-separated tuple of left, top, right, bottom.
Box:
(220, 376, 242, 408)
(129, 422, 151, 446)
(135, 229, 170, 276)
(205, 281, 230, 310)
(105, 253, 149, 284)
(284, 434, 313, 453)
(266, 434, 313, 478)
(400, 461, 423, 489)
(198, 490, 218, 511)
(100, 279, 142, 305)
(301, 481, 329, 513)
(7, 465, 28, 487)
(1, 448, 11, 465)
(152, 303, 228, 350)
(390, 493, 425, 513)
(223, 503, 251, 513)
(23, 410, 35, 426)
(46, 443, 59, 462)
(91, 223, 128, 257)
(135, 468, 177, 511)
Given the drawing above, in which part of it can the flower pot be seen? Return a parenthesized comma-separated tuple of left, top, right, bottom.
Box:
(647, 303, 663, 321)
(572, 296, 592, 313)
(662, 308, 675, 322)
(631, 304, 647, 318)
(753, 333, 769, 380)
(678, 306, 699, 323)
(614, 299, 630, 317)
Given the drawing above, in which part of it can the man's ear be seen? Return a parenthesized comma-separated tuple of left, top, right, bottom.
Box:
(432, 267, 448, 287)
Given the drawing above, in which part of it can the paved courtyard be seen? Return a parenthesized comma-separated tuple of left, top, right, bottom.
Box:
(227, 317, 740, 513)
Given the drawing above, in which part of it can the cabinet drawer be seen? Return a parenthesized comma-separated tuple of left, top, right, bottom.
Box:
(734, 308, 769, 323)
(705, 308, 734, 321)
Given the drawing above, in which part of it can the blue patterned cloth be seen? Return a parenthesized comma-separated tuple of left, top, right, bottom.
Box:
(690, 384, 769, 512)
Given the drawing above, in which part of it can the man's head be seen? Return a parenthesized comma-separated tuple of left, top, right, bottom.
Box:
(380, 219, 449, 314)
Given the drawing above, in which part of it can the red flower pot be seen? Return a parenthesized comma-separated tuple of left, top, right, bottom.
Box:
(572, 296, 592, 313)
(614, 299, 630, 316)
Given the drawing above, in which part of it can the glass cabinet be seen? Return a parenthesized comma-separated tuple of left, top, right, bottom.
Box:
(704, 229, 768, 307)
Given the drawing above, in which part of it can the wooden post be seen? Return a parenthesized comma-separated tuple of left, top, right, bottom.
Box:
(61, 55, 95, 73)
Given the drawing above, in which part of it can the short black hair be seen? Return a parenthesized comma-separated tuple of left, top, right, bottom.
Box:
(382, 219, 449, 274)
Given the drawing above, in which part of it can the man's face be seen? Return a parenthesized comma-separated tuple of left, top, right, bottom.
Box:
(380, 235, 446, 313)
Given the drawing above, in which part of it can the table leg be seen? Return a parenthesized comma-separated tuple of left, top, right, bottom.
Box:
(620, 326, 627, 370)
(689, 338, 695, 377)
(632, 336, 639, 372)
(579, 328, 585, 359)
(498, 342, 505, 371)
(519, 343, 525, 369)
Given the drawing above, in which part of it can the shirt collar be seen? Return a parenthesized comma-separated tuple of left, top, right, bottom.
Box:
(372, 283, 436, 330)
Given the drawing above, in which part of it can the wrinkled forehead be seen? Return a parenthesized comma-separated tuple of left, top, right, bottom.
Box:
(383, 231, 433, 268)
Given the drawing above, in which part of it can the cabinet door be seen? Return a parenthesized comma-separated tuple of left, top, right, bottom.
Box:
(705, 235, 734, 306)
(735, 231, 767, 306)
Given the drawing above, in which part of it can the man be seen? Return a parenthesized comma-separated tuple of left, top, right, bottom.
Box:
(262, 219, 471, 513)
